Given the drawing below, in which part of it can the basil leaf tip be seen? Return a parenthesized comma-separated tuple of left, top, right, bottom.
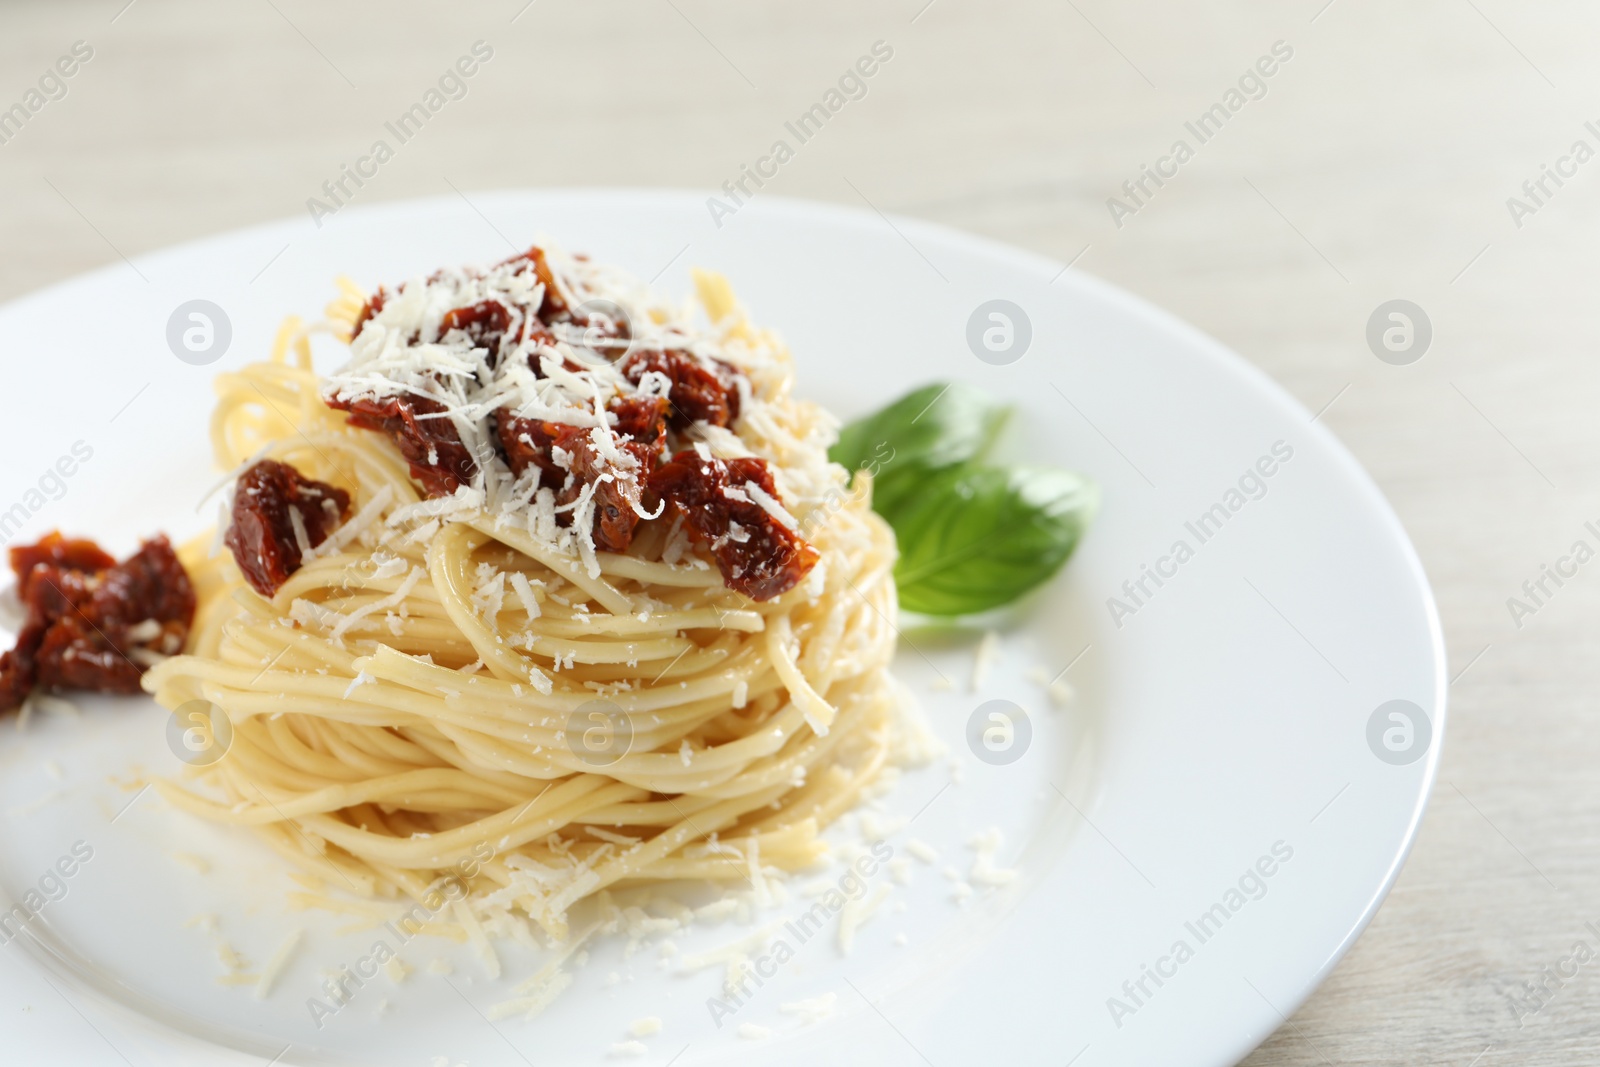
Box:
(831, 381, 1098, 617)
(890, 465, 1098, 616)
(828, 382, 1009, 518)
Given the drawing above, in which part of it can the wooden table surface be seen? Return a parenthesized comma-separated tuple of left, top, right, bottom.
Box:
(3, 1, 1598, 1063)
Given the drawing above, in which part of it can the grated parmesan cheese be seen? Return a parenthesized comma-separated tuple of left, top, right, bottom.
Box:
(509, 570, 543, 620)
(172, 852, 211, 875)
(838, 882, 891, 955)
(972, 630, 1002, 691)
(383, 956, 412, 984)
(254, 930, 302, 1000)
(1026, 667, 1076, 708)
(779, 992, 837, 1024)
(310, 485, 396, 560)
(968, 827, 1019, 887)
(677, 923, 780, 976)
(343, 671, 375, 698)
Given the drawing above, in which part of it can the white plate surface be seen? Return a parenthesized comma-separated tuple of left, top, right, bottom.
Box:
(0, 191, 1444, 1067)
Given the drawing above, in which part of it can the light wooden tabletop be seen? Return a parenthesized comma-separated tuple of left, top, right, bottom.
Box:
(3, 1, 1597, 1063)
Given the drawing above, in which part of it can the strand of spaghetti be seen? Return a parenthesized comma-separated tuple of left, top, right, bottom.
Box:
(532, 607, 765, 637)
(353, 643, 782, 719)
(296, 779, 646, 869)
(464, 517, 633, 614)
(428, 525, 568, 684)
(307, 484, 396, 560)
(164, 769, 535, 824)
(513, 631, 694, 665)
(593, 553, 724, 588)
(541, 779, 796, 919)
(766, 613, 838, 734)
(330, 566, 427, 641)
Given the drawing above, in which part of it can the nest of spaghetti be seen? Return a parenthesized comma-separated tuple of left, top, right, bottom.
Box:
(145, 253, 917, 952)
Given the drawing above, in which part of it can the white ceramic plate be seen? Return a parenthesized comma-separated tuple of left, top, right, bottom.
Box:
(0, 191, 1444, 1067)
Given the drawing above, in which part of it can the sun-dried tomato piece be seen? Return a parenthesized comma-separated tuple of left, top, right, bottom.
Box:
(498, 395, 666, 483)
(560, 413, 665, 555)
(557, 429, 637, 553)
(34, 621, 142, 693)
(620, 350, 742, 431)
(10, 533, 116, 590)
(17, 567, 117, 695)
(89, 538, 195, 637)
(608, 395, 668, 448)
(39, 537, 193, 695)
(224, 460, 353, 598)
(525, 350, 594, 379)
(439, 300, 515, 366)
(0, 620, 47, 712)
(328, 392, 476, 498)
(495, 396, 668, 553)
(1, 538, 115, 707)
(561, 305, 632, 364)
(0, 534, 196, 712)
(352, 287, 388, 338)
(527, 246, 568, 318)
(493, 245, 569, 318)
(495, 412, 566, 485)
(518, 316, 558, 360)
(33, 542, 185, 694)
(649, 452, 818, 601)
(19, 567, 99, 635)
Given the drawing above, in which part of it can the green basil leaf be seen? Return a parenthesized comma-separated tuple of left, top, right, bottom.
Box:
(829, 383, 1009, 517)
(890, 464, 1098, 616)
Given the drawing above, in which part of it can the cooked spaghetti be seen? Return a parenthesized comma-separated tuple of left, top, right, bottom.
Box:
(143, 244, 905, 945)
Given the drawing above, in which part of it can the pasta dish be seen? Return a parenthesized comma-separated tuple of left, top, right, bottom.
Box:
(135, 243, 903, 946)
